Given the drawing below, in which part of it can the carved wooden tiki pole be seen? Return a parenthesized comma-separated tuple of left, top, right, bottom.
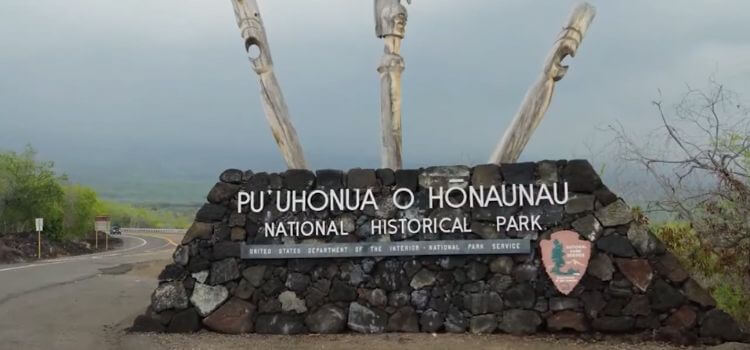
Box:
(489, 3, 596, 164)
(231, 0, 308, 169)
(375, 0, 409, 170)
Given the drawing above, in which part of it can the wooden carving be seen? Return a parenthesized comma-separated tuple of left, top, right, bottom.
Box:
(231, 0, 308, 169)
(489, 3, 596, 164)
(375, 0, 410, 170)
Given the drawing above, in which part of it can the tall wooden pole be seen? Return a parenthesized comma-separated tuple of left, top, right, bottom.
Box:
(375, 0, 409, 170)
(230, 0, 308, 169)
(489, 3, 595, 164)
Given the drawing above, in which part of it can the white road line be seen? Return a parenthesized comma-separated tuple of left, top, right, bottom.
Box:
(0, 234, 151, 273)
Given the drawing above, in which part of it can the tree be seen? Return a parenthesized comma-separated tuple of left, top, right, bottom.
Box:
(551, 239, 566, 274)
(610, 79, 750, 292)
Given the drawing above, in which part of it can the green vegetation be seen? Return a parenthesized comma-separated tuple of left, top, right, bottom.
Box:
(652, 221, 750, 323)
(0, 146, 193, 240)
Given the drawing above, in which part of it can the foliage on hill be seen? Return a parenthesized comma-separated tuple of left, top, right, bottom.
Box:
(0, 146, 192, 240)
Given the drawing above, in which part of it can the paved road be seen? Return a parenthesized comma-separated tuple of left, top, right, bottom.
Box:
(0, 232, 179, 350)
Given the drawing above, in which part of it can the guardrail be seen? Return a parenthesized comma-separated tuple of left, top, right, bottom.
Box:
(121, 228, 187, 234)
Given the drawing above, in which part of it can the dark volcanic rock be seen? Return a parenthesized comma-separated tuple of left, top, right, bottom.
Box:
(131, 315, 165, 333)
(329, 279, 356, 302)
(151, 281, 189, 312)
(212, 241, 240, 260)
(682, 279, 716, 308)
(596, 235, 636, 258)
(387, 306, 420, 332)
(700, 309, 744, 341)
(376, 168, 395, 186)
(159, 264, 186, 282)
(207, 182, 240, 204)
(622, 295, 650, 316)
(419, 309, 443, 332)
(648, 279, 685, 312)
(219, 168, 244, 184)
(348, 302, 387, 333)
(305, 304, 346, 334)
(284, 169, 315, 190)
(592, 316, 635, 332)
(587, 253, 615, 281)
(316, 169, 344, 190)
(615, 258, 653, 292)
(202, 298, 255, 334)
(504, 283, 535, 309)
(444, 308, 467, 333)
(182, 222, 213, 244)
(562, 159, 601, 193)
(209, 258, 240, 285)
(547, 311, 588, 332)
(499, 162, 536, 185)
(195, 203, 228, 223)
(470, 314, 497, 334)
(256, 314, 306, 335)
(166, 308, 201, 333)
(347, 169, 379, 189)
(499, 309, 542, 335)
(471, 164, 502, 187)
(394, 169, 419, 190)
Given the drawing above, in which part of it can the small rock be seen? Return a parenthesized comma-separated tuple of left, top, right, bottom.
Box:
(387, 306, 420, 332)
(444, 308, 467, 333)
(470, 314, 497, 334)
(562, 160, 601, 193)
(594, 199, 632, 227)
(166, 308, 201, 333)
(190, 283, 229, 316)
(242, 266, 266, 287)
(504, 283, 535, 309)
(285, 272, 311, 292)
(549, 297, 579, 312)
(471, 164, 502, 187)
(173, 245, 189, 266)
(255, 314, 306, 335)
(654, 253, 689, 283)
(420, 309, 443, 332)
(279, 291, 307, 313)
(182, 222, 213, 244)
(499, 309, 542, 334)
(394, 169, 419, 190)
(284, 169, 315, 190)
(626, 225, 662, 256)
(315, 169, 344, 190)
(202, 298, 255, 334)
(489, 256, 514, 275)
(587, 253, 615, 281)
(305, 304, 346, 334)
(596, 235, 636, 257)
(347, 302, 387, 333)
(209, 258, 240, 285)
(622, 295, 650, 316)
(410, 290, 430, 310)
(207, 182, 240, 204)
(410, 268, 437, 289)
(547, 311, 588, 332)
(367, 289, 388, 307)
(419, 166, 471, 189)
(572, 215, 602, 242)
(131, 315, 165, 333)
(615, 258, 653, 292)
(700, 309, 744, 341)
(500, 162, 536, 185)
(466, 261, 488, 281)
(192, 270, 209, 284)
(682, 279, 716, 307)
(592, 316, 635, 332)
(665, 305, 697, 330)
(151, 282, 189, 312)
(219, 169, 244, 184)
(566, 194, 595, 214)
(648, 279, 685, 312)
(347, 169, 379, 189)
(536, 160, 558, 185)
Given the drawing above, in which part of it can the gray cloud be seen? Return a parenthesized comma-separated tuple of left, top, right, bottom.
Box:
(1, 0, 749, 186)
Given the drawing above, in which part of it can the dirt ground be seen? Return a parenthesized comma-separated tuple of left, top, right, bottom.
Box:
(117, 331, 690, 350)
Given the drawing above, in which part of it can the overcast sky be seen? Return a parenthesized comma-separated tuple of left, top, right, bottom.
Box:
(1, 0, 749, 184)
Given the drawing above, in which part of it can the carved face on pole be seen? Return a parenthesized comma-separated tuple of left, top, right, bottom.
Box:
(375, 0, 408, 39)
(232, 0, 273, 74)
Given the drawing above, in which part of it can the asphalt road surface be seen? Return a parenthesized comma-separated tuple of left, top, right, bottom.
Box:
(0, 232, 180, 350)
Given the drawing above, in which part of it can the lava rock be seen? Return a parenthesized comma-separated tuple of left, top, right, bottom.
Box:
(592, 316, 635, 332)
(375, 168, 395, 186)
(700, 309, 744, 341)
(587, 253, 615, 281)
(285, 272, 311, 292)
(470, 314, 497, 334)
(648, 279, 685, 312)
(444, 308, 467, 333)
(316, 169, 344, 190)
(329, 279, 356, 302)
(500, 162, 536, 185)
(615, 258, 653, 292)
(465, 261, 488, 281)
(547, 311, 588, 332)
(279, 291, 307, 313)
(173, 245, 189, 266)
(622, 295, 650, 316)
(499, 309, 541, 335)
(182, 222, 214, 244)
(131, 315, 165, 333)
(565, 194, 595, 214)
(572, 215, 602, 242)
(626, 225, 662, 257)
(471, 164, 502, 187)
(256, 314, 306, 335)
(151, 282, 189, 312)
(387, 306, 420, 332)
(219, 168, 244, 184)
(159, 264, 186, 282)
(419, 166, 471, 189)
(305, 304, 347, 334)
(284, 169, 315, 190)
(202, 298, 255, 334)
(190, 283, 229, 316)
(596, 235, 636, 258)
(562, 160, 601, 193)
(420, 309, 443, 332)
(394, 169, 419, 190)
(209, 258, 240, 285)
(195, 203, 228, 223)
(166, 308, 201, 333)
(665, 305, 697, 330)
(207, 182, 240, 204)
(549, 297, 580, 312)
(347, 302, 387, 333)
(489, 256, 514, 275)
(347, 169, 379, 189)
(504, 283, 535, 309)
(594, 199, 632, 227)
(242, 266, 267, 287)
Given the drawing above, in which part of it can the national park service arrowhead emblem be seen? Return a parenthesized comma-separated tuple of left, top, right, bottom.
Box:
(540, 230, 591, 295)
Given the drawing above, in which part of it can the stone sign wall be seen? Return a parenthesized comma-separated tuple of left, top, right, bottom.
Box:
(132, 160, 748, 345)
